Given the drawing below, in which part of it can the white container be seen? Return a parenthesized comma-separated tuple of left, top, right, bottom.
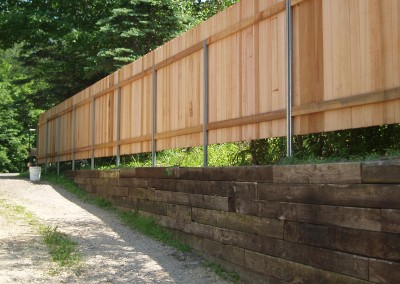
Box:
(29, 166, 41, 182)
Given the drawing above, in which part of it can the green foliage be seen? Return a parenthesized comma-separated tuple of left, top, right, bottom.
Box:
(1, 0, 399, 172)
(0, 198, 81, 270)
(42, 226, 81, 267)
(0, 199, 40, 228)
(96, 143, 242, 169)
(239, 125, 400, 165)
(43, 174, 92, 202)
(0, 47, 44, 172)
(0, 0, 239, 106)
(204, 261, 240, 283)
(233, 139, 286, 165)
(44, 173, 190, 252)
(0, 0, 115, 104)
(0, 0, 241, 172)
(95, 197, 113, 209)
(91, 0, 192, 75)
(91, 124, 400, 170)
(118, 210, 190, 252)
(189, 0, 239, 23)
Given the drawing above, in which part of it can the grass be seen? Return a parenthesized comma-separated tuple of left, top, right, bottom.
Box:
(118, 210, 190, 252)
(43, 174, 92, 202)
(40, 174, 245, 281)
(41, 174, 251, 281)
(42, 226, 81, 267)
(205, 261, 240, 283)
(95, 143, 244, 170)
(0, 199, 39, 227)
(275, 149, 400, 165)
(0, 198, 81, 271)
(41, 174, 190, 252)
(90, 142, 400, 171)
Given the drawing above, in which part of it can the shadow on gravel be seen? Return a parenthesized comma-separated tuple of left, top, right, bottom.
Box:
(15, 177, 219, 284)
(0, 216, 52, 283)
(0, 174, 21, 179)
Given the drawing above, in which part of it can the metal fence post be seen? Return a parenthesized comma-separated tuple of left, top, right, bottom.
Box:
(203, 40, 209, 167)
(35, 126, 39, 165)
(45, 120, 49, 174)
(152, 65, 157, 167)
(72, 107, 76, 171)
(57, 115, 61, 176)
(286, 0, 293, 157)
(116, 85, 121, 167)
(91, 96, 95, 169)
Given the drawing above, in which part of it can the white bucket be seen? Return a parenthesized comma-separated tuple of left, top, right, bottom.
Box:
(29, 166, 41, 182)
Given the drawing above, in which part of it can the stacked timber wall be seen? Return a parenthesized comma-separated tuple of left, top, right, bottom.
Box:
(66, 160, 400, 283)
(38, 0, 400, 164)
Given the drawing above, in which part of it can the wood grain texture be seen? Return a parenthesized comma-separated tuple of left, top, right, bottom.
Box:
(192, 207, 283, 239)
(69, 162, 400, 283)
(244, 250, 369, 284)
(258, 183, 400, 209)
(362, 160, 400, 184)
(284, 221, 400, 261)
(369, 259, 400, 284)
(37, 0, 400, 164)
(272, 162, 361, 184)
(259, 201, 381, 231)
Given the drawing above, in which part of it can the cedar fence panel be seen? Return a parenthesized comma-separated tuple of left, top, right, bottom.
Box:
(37, 0, 400, 165)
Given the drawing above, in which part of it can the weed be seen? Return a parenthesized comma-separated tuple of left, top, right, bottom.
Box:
(42, 174, 91, 202)
(0, 198, 81, 271)
(42, 226, 81, 267)
(43, 174, 191, 252)
(95, 197, 113, 209)
(205, 261, 240, 283)
(118, 210, 190, 252)
(164, 167, 174, 177)
(0, 199, 40, 228)
(19, 172, 29, 178)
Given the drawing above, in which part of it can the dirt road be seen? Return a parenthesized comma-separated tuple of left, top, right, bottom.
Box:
(0, 174, 229, 283)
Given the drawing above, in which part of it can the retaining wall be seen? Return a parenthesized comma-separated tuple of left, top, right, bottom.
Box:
(66, 160, 400, 283)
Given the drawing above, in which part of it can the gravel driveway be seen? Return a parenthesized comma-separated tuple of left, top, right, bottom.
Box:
(0, 174, 229, 283)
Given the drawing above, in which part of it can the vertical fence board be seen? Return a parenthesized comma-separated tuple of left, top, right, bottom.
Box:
(37, 0, 400, 165)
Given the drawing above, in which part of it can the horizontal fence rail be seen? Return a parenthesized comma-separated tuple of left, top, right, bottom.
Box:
(37, 0, 400, 167)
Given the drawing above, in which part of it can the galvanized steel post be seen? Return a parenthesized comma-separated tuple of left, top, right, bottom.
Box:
(116, 85, 121, 167)
(35, 126, 39, 165)
(91, 96, 95, 169)
(203, 40, 209, 167)
(72, 107, 76, 171)
(286, 0, 293, 157)
(45, 120, 49, 174)
(57, 115, 61, 176)
(152, 65, 157, 167)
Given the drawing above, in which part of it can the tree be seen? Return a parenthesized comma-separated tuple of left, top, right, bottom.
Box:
(87, 0, 192, 76)
(0, 0, 242, 172)
(190, 0, 239, 22)
(0, 47, 44, 172)
(0, 0, 239, 107)
(0, 0, 115, 106)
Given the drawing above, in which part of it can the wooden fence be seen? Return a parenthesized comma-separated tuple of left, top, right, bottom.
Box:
(37, 0, 400, 166)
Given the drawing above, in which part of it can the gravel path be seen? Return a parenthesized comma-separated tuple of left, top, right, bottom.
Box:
(0, 174, 229, 283)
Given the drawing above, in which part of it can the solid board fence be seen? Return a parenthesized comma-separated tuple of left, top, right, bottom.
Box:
(37, 0, 400, 167)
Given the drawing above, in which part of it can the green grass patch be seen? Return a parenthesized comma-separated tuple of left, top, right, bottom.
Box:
(0, 198, 81, 271)
(118, 210, 190, 252)
(19, 171, 29, 178)
(94, 197, 113, 209)
(43, 174, 190, 252)
(42, 174, 91, 202)
(0, 199, 40, 228)
(205, 261, 240, 283)
(42, 226, 81, 267)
